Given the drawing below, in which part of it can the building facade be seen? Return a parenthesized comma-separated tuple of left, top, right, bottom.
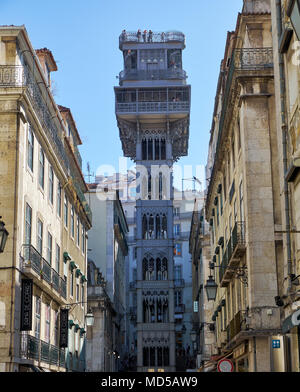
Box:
(0, 25, 91, 372)
(204, 0, 283, 372)
(85, 185, 128, 372)
(271, 0, 300, 372)
(190, 203, 217, 372)
(115, 30, 191, 371)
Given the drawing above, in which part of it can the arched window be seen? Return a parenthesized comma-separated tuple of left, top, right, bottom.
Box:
(162, 257, 168, 280)
(142, 215, 147, 239)
(161, 139, 166, 159)
(142, 139, 147, 160)
(143, 347, 149, 366)
(156, 258, 162, 280)
(155, 139, 160, 160)
(148, 173, 152, 200)
(155, 214, 161, 239)
(159, 172, 163, 200)
(148, 138, 153, 160)
(148, 215, 154, 239)
(162, 214, 167, 238)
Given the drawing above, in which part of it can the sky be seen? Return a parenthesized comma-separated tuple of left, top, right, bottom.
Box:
(1, 0, 242, 190)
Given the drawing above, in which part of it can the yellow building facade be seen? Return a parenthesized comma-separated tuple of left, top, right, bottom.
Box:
(0, 25, 91, 372)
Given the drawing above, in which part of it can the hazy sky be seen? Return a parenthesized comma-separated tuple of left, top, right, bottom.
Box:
(1, 0, 242, 190)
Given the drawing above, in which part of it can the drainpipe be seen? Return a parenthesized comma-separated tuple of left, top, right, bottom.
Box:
(275, 0, 293, 291)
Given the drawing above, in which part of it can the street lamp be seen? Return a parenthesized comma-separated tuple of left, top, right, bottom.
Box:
(85, 308, 95, 326)
(204, 275, 218, 301)
(0, 218, 9, 253)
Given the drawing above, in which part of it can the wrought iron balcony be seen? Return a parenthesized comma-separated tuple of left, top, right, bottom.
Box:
(119, 68, 187, 83)
(227, 311, 243, 342)
(233, 47, 273, 70)
(219, 222, 246, 287)
(119, 31, 185, 48)
(21, 244, 67, 300)
(20, 333, 65, 368)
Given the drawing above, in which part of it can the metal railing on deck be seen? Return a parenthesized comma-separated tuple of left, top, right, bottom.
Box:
(119, 31, 185, 46)
(119, 69, 187, 82)
(116, 100, 190, 114)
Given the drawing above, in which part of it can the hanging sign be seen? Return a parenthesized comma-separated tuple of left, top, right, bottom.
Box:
(20, 279, 33, 331)
(59, 308, 69, 348)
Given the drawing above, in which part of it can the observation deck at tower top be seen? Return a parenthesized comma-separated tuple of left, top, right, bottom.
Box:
(119, 30, 186, 50)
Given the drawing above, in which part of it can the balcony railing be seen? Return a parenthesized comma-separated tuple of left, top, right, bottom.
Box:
(116, 101, 190, 114)
(219, 222, 246, 287)
(22, 244, 67, 299)
(119, 69, 187, 83)
(233, 47, 273, 70)
(20, 333, 65, 368)
(119, 31, 185, 47)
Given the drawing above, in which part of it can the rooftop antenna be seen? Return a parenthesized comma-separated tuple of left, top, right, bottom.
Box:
(86, 162, 95, 183)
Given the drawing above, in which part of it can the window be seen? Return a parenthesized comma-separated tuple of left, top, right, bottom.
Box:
(239, 182, 244, 222)
(81, 224, 85, 253)
(81, 284, 84, 305)
(27, 126, 34, 172)
(45, 304, 50, 343)
(174, 265, 182, 280)
(47, 232, 52, 265)
(232, 137, 235, 170)
(77, 216, 80, 246)
(174, 207, 180, 217)
(55, 244, 60, 273)
(70, 270, 74, 297)
(174, 243, 182, 257)
(49, 166, 54, 204)
(174, 290, 182, 306)
(71, 206, 75, 238)
(25, 203, 32, 245)
(76, 283, 79, 302)
(34, 297, 41, 339)
(37, 219, 43, 255)
(64, 195, 68, 227)
(39, 148, 45, 189)
(174, 224, 180, 236)
(57, 182, 62, 217)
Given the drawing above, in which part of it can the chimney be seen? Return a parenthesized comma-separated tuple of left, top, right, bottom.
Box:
(35, 48, 57, 87)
